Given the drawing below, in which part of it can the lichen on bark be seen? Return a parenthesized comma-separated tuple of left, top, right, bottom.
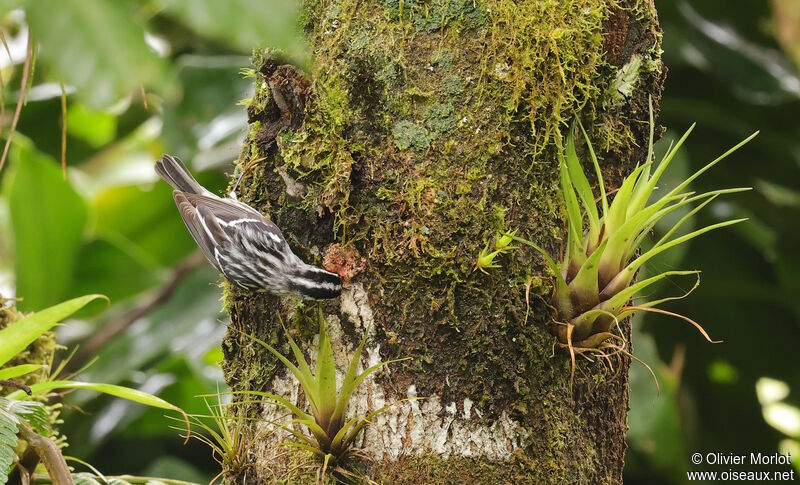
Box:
(222, 0, 664, 483)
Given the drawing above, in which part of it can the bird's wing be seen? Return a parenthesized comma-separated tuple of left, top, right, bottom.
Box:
(173, 191, 226, 272)
(182, 192, 286, 242)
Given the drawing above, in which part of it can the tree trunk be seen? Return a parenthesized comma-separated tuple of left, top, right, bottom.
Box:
(222, 0, 664, 483)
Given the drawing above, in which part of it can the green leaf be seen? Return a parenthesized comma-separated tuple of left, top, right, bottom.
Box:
(244, 331, 321, 419)
(7, 381, 184, 418)
(0, 408, 17, 483)
(238, 391, 312, 423)
(662, 131, 759, 201)
(65, 103, 117, 148)
(158, 0, 307, 64)
(577, 119, 608, 218)
(25, 0, 171, 108)
(604, 162, 650, 235)
(605, 218, 748, 296)
(315, 318, 337, 427)
(0, 364, 44, 381)
(330, 331, 370, 430)
(627, 124, 695, 215)
(559, 154, 586, 271)
(0, 294, 105, 367)
(563, 127, 600, 240)
(567, 239, 607, 309)
(599, 270, 701, 315)
(3, 142, 88, 311)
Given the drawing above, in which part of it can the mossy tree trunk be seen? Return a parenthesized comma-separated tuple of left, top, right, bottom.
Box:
(222, 0, 664, 483)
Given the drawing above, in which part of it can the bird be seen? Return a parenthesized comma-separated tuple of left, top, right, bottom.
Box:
(155, 154, 342, 300)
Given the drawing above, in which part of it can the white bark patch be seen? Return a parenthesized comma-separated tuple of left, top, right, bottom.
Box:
(255, 283, 530, 461)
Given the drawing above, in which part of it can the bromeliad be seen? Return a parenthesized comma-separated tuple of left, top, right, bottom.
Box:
(488, 106, 757, 383)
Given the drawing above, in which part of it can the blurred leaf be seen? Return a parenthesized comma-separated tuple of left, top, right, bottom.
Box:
(157, 0, 306, 63)
(0, 294, 104, 367)
(757, 179, 800, 207)
(143, 455, 210, 484)
(70, 238, 159, 304)
(772, 0, 800, 71)
(8, 380, 185, 417)
(77, 267, 223, 388)
(66, 103, 118, 148)
(627, 326, 687, 484)
(25, 0, 172, 108)
(59, 268, 223, 455)
(3, 142, 88, 311)
(0, 364, 43, 380)
(662, 2, 800, 104)
(161, 55, 251, 158)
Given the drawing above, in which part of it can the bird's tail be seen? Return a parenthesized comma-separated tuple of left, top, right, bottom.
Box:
(155, 155, 206, 194)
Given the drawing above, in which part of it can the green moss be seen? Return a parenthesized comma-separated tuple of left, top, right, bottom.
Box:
(392, 120, 431, 151)
(425, 102, 457, 133)
(440, 74, 464, 96)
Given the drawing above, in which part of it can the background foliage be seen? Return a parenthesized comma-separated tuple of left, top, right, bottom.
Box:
(0, 0, 797, 482)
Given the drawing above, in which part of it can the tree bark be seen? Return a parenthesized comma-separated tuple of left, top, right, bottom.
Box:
(222, 0, 664, 483)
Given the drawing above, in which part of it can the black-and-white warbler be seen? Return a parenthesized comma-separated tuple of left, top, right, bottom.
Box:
(155, 155, 342, 299)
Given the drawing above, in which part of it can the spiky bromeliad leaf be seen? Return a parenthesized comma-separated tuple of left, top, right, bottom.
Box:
(506, 113, 756, 352)
(245, 311, 405, 460)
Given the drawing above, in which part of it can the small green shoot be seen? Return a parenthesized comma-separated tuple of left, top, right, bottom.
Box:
(474, 229, 518, 273)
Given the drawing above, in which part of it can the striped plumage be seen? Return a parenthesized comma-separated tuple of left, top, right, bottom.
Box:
(155, 155, 342, 300)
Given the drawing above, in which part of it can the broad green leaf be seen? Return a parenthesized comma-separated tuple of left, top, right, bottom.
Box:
(25, 0, 171, 108)
(0, 364, 43, 380)
(4, 143, 88, 311)
(157, 0, 307, 64)
(7, 381, 184, 417)
(0, 294, 105, 367)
